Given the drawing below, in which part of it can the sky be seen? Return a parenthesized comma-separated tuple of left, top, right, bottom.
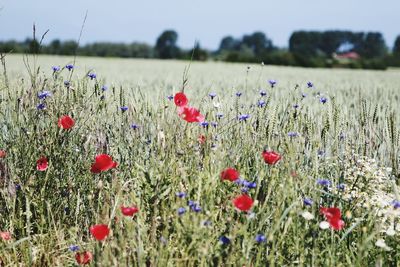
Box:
(0, 0, 399, 50)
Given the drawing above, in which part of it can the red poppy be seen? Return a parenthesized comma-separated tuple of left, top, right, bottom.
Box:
(232, 194, 254, 211)
(174, 92, 188, 107)
(36, 156, 48, 171)
(90, 154, 118, 173)
(178, 106, 205, 123)
(58, 115, 75, 130)
(262, 150, 281, 165)
(320, 207, 345, 230)
(198, 135, 206, 144)
(0, 231, 11, 241)
(220, 168, 240, 182)
(75, 251, 93, 265)
(90, 224, 110, 241)
(0, 150, 6, 158)
(121, 206, 139, 216)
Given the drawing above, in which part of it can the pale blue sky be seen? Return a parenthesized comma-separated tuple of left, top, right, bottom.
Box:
(0, 0, 399, 49)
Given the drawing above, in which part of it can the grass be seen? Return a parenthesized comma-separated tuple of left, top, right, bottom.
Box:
(0, 54, 400, 266)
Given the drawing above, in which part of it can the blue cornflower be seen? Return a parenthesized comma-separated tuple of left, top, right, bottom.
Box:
(258, 100, 266, 107)
(209, 92, 217, 99)
(392, 200, 400, 209)
(176, 192, 186, 198)
(302, 93, 307, 98)
(268, 79, 277, 88)
(243, 181, 257, 189)
(241, 187, 249, 193)
(65, 64, 74, 71)
(64, 80, 70, 87)
(37, 103, 46, 110)
(339, 132, 346, 140)
(260, 90, 267, 97)
(88, 73, 97, 80)
(120, 106, 128, 112)
(236, 92, 242, 97)
(288, 131, 299, 137)
(337, 184, 345, 190)
(52, 66, 60, 72)
(188, 200, 194, 207)
(216, 113, 224, 119)
(191, 204, 202, 212)
(238, 114, 250, 121)
(15, 184, 21, 190)
(255, 234, 266, 243)
(211, 122, 218, 128)
(320, 97, 328, 104)
(69, 245, 79, 252)
(317, 150, 325, 157)
(219, 236, 231, 245)
(234, 179, 245, 186)
(199, 121, 209, 128)
(167, 95, 174, 101)
(37, 90, 52, 99)
(293, 104, 299, 109)
(101, 85, 108, 91)
(130, 124, 139, 130)
(177, 207, 186, 215)
(317, 179, 331, 187)
(307, 81, 314, 88)
(303, 198, 313, 206)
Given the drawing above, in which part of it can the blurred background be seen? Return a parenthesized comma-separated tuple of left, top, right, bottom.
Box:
(1, 0, 400, 69)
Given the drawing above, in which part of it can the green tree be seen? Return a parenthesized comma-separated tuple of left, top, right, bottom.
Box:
(393, 35, 400, 56)
(218, 36, 239, 51)
(155, 30, 180, 59)
(242, 32, 274, 56)
(358, 32, 387, 58)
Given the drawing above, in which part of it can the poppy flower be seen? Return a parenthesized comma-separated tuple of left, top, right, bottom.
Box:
(36, 156, 48, 171)
(220, 168, 240, 182)
(75, 251, 93, 265)
(320, 207, 345, 230)
(58, 115, 75, 130)
(121, 206, 139, 216)
(262, 150, 281, 165)
(232, 194, 254, 211)
(89, 224, 110, 241)
(0, 150, 6, 158)
(174, 92, 188, 107)
(178, 106, 205, 123)
(0, 231, 11, 241)
(90, 154, 118, 173)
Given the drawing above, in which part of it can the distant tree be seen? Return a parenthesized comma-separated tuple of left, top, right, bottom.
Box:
(59, 40, 78, 55)
(48, 39, 61, 54)
(219, 36, 240, 51)
(24, 38, 40, 54)
(357, 32, 387, 58)
(319, 31, 346, 56)
(187, 43, 208, 61)
(289, 31, 322, 57)
(242, 31, 274, 56)
(393, 35, 400, 56)
(155, 30, 180, 59)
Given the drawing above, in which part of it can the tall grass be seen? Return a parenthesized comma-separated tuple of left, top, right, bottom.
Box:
(0, 54, 399, 266)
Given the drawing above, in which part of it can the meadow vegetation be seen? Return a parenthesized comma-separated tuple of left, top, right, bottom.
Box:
(0, 54, 400, 266)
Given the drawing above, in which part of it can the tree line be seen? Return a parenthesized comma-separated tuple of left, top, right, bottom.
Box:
(1, 30, 400, 69)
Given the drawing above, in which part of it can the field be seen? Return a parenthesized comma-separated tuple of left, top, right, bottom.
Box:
(1, 54, 400, 266)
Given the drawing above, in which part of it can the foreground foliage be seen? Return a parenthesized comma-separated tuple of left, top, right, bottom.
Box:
(0, 55, 400, 266)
